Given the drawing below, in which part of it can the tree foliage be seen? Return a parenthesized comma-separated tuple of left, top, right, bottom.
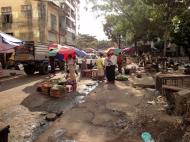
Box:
(87, 0, 190, 50)
(76, 34, 112, 50)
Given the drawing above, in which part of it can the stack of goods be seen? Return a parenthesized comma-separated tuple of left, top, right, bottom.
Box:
(37, 77, 77, 98)
(37, 81, 53, 95)
(67, 80, 77, 91)
(116, 75, 128, 81)
(82, 69, 92, 78)
(50, 85, 66, 98)
(91, 69, 98, 80)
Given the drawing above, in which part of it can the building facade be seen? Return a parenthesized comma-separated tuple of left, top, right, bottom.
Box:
(0, 0, 80, 45)
(61, 0, 80, 45)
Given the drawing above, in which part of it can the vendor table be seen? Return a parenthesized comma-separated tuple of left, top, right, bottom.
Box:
(155, 74, 190, 94)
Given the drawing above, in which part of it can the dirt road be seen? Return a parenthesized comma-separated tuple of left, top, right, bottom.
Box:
(0, 73, 99, 142)
(36, 81, 184, 142)
(0, 74, 51, 142)
(0, 73, 185, 142)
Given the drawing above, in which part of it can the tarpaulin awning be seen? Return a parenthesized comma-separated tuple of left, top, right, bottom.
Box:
(0, 32, 23, 53)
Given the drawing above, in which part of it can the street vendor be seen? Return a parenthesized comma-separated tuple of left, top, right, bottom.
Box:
(81, 57, 87, 77)
(67, 55, 76, 81)
(66, 55, 77, 90)
(96, 53, 104, 81)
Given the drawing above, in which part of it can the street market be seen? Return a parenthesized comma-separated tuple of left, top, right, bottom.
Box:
(0, 0, 190, 142)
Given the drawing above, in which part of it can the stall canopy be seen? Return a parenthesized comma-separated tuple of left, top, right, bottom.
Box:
(0, 32, 23, 53)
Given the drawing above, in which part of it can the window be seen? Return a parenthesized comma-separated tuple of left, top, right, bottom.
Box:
(21, 5, 32, 18)
(1, 7, 12, 24)
(60, 16, 65, 32)
(72, 33, 76, 40)
(50, 14, 57, 31)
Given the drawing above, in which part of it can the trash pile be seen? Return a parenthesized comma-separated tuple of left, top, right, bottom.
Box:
(37, 78, 77, 98)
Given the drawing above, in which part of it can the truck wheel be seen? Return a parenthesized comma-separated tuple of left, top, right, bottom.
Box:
(39, 63, 49, 75)
(24, 65, 35, 75)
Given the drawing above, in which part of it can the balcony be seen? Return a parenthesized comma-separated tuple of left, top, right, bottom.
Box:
(65, 0, 75, 11)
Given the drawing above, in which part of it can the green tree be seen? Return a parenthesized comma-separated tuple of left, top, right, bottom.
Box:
(87, 0, 190, 55)
(76, 34, 98, 49)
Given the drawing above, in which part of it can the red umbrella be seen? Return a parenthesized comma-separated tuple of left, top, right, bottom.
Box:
(48, 42, 63, 50)
(57, 48, 76, 61)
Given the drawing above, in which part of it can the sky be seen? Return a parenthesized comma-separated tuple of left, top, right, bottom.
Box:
(79, 1, 108, 40)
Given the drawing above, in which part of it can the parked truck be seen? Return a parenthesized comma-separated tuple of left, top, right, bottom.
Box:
(15, 41, 63, 75)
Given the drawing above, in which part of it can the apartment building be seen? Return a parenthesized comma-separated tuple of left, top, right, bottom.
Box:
(61, 0, 80, 45)
(0, 0, 80, 45)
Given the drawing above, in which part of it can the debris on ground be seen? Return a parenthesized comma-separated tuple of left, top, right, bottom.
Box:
(141, 132, 155, 142)
(115, 74, 129, 81)
(147, 101, 156, 105)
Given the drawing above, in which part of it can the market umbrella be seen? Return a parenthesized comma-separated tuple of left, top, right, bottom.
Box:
(48, 48, 59, 57)
(105, 47, 120, 55)
(62, 45, 87, 57)
(57, 47, 76, 61)
(48, 42, 63, 50)
(73, 47, 87, 57)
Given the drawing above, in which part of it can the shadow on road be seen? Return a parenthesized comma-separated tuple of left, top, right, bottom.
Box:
(21, 82, 82, 113)
(0, 74, 49, 92)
